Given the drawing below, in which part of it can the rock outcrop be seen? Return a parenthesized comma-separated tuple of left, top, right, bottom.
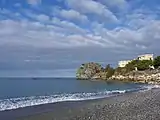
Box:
(76, 62, 103, 80)
(110, 70, 160, 84)
(76, 62, 160, 84)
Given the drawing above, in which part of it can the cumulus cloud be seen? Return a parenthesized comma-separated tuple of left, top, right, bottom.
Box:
(126, 9, 158, 29)
(36, 14, 50, 22)
(0, 19, 90, 48)
(27, 0, 41, 5)
(51, 17, 87, 34)
(59, 9, 88, 22)
(1, 15, 160, 53)
(99, 0, 128, 9)
(66, 0, 118, 23)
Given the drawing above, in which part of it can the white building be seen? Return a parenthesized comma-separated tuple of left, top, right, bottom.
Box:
(137, 54, 154, 61)
(118, 60, 132, 68)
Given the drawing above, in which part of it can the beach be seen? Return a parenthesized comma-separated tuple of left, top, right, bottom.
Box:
(0, 88, 160, 120)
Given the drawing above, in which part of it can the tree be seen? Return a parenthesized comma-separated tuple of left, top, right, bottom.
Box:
(153, 56, 160, 68)
(125, 60, 138, 72)
(125, 60, 153, 71)
(105, 64, 111, 72)
(102, 64, 114, 78)
(137, 60, 153, 70)
(106, 67, 115, 78)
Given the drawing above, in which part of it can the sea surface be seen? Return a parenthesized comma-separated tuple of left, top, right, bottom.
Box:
(0, 77, 156, 111)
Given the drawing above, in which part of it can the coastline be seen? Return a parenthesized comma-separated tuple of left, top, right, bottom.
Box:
(1, 88, 160, 120)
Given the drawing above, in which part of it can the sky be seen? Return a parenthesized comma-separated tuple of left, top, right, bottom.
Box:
(0, 0, 160, 77)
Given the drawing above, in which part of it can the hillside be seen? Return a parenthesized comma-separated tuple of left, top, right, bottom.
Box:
(76, 56, 160, 84)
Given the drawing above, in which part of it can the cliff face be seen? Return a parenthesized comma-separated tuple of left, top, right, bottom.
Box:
(76, 62, 103, 80)
(76, 62, 114, 80)
(92, 72, 108, 80)
(110, 70, 160, 84)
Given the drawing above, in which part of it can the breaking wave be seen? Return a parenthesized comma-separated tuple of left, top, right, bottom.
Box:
(0, 84, 159, 111)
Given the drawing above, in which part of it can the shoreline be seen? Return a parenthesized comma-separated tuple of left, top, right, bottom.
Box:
(1, 88, 160, 120)
(0, 80, 146, 112)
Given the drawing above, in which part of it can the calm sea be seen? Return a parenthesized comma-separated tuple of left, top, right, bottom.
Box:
(0, 78, 151, 111)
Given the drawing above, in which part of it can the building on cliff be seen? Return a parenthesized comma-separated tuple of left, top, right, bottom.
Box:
(118, 54, 154, 68)
(137, 54, 154, 61)
(118, 60, 132, 68)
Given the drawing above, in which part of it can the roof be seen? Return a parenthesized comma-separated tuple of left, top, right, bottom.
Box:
(138, 54, 153, 57)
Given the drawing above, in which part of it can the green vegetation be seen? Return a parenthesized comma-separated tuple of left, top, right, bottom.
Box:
(137, 60, 153, 70)
(125, 60, 138, 71)
(125, 60, 153, 71)
(114, 67, 127, 75)
(114, 60, 153, 75)
(153, 56, 160, 68)
(104, 64, 115, 78)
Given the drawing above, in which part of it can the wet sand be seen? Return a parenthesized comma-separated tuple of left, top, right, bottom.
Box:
(1, 89, 160, 120)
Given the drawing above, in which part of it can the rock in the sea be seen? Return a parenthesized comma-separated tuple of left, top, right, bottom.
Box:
(76, 62, 102, 80)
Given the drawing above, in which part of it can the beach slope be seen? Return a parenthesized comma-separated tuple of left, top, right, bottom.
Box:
(1, 89, 160, 120)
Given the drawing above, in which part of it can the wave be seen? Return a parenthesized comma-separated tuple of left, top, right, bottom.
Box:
(0, 85, 159, 111)
(141, 84, 160, 90)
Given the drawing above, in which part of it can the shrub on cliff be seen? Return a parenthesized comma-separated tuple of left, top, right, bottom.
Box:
(114, 67, 128, 75)
(105, 64, 115, 78)
(125, 60, 138, 72)
(154, 56, 160, 68)
(125, 60, 153, 71)
(137, 60, 153, 70)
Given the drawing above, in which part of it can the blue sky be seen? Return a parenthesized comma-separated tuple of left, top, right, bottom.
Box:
(0, 0, 160, 77)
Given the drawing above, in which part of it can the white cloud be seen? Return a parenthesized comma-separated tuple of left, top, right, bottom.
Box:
(24, 9, 86, 33)
(0, 19, 112, 49)
(51, 17, 87, 34)
(14, 3, 21, 7)
(24, 11, 50, 22)
(27, 0, 41, 5)
(91, 18, 160, 51)
(100, 0, 128, 9)
(0, 12, 160, 51)
(1, 2, 160, 56)
(0, 19, 88, 48)
(59, 9, 88, 22)
(36, 14, 50, 22)
(66, 0, 118, 23)
(126, 9, 158, 29)
(1, 17, 160, 53)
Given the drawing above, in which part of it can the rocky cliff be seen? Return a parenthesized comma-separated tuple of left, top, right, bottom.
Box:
(76, 61, 160, 84)
(76, 62, 103, 80)
(76, 62, 114, 80)
(110, 69, 160, 84)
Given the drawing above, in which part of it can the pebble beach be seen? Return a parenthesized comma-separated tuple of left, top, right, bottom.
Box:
(1, 88, 160, 120)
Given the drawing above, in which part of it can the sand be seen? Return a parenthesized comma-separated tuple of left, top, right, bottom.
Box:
(1, 88, 160, 120)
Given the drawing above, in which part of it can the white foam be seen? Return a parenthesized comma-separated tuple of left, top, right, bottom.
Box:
(142, 84, 160, 90)
(0, 90, 127, 111)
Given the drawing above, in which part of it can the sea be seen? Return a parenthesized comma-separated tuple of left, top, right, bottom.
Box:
(0, 77, 158, 111)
